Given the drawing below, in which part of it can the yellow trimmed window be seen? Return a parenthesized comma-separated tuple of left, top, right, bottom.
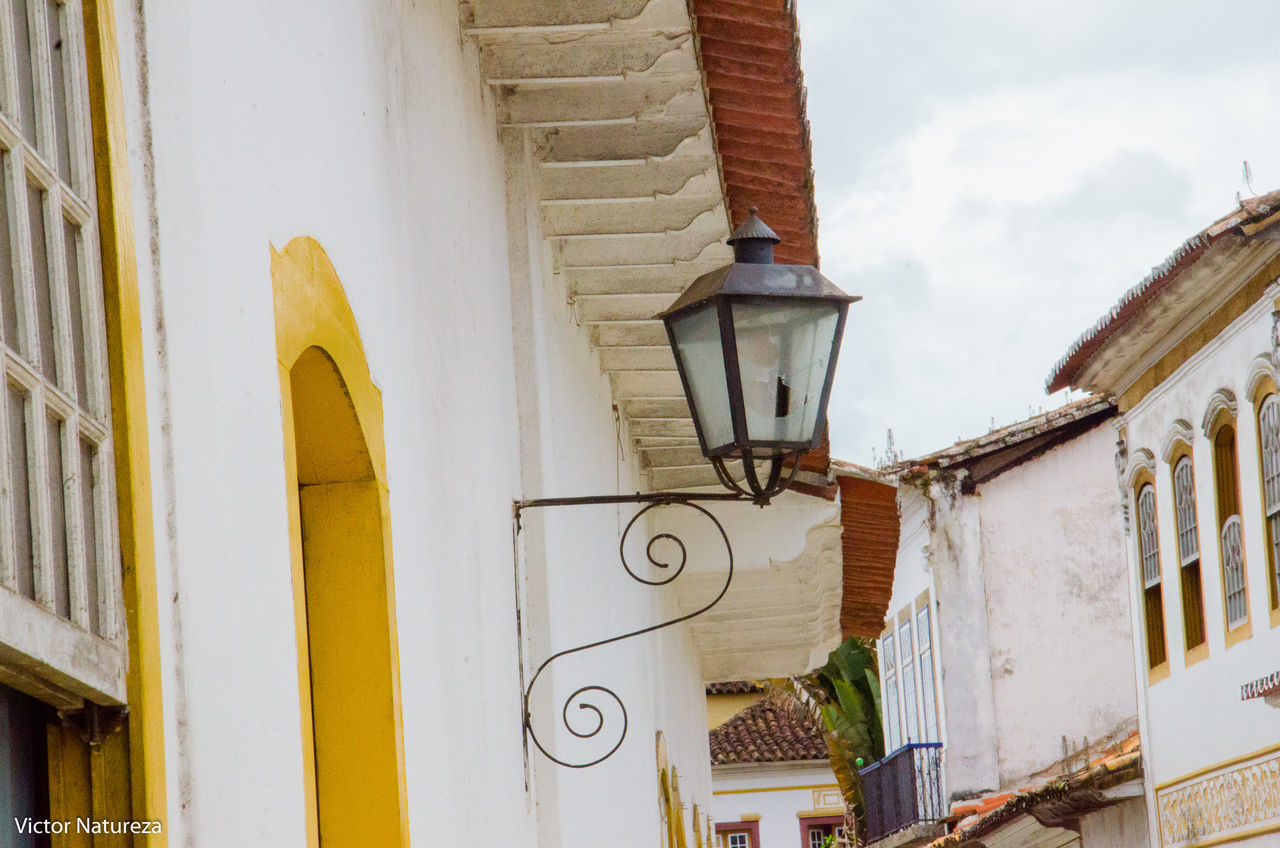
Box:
(1211, 423, 1249, 630)
(1135, 484, 1167, 669)
(1171, 455, 1206, 650)
(1257, 395, 1280, 612)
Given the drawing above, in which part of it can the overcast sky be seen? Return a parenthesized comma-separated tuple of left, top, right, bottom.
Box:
(797, 1, 1280, 465)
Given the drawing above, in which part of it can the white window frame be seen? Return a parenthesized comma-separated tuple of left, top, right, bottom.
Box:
(915, 604, 938, 743)
(882, 630, 900, 751)
(0, 0, 123, 708)
(897, 617, 918, 744)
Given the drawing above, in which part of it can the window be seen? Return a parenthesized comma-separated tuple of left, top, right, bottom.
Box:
(1257, 395, 1280, 612)
(1, 0, 119, 664)
(1136, 484, 1167, 669)
(897, 618, 918, 743)
(1, 0, 122, 683)
(1211, 422, 1250, 633)
(1171, 456, 1206, 650)
(803, 820, 842, 848)
(882, 631, 900, 750)
(716, 822, 759, 848)
(915, 605, 939, 742)
(0, 0, 140, 826)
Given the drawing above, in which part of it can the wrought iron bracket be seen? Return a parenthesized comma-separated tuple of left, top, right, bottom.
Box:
(513, 491, 747, 768)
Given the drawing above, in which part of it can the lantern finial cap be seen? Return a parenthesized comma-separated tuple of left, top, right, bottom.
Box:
(727, 208, 780, 264)
(726, 208, 781, 246)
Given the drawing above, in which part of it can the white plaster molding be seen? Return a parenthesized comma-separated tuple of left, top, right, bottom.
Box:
(1159, 419, 1195, 463)
(1244, 352, 1279, 402)
(1123, 447, 1157, 489)
(1201, 388, 1238, 436)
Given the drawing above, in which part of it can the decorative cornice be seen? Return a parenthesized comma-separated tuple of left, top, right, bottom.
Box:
(1201, 387, 1239, 437)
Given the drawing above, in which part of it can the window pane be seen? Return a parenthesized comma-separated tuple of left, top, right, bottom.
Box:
(6, 383, 35, 599)
(27, 183, 56, 381)
(63, 219, 86, 402)
(11, 0, 39, 141)
(916, 606, 938, 742)
(883, 632, 899, 751)
(731, 300, 839, 448)
(1137, 486, 1160, 587)
(0, 157, 17, 348)
(1173, 458, 1199, 565)
(46, 0, 72, 180)
(898, 619, 917, 743)
(1222, 516, 1247, 628)
(1261, 397, 1280, 513)
(669, 303, 733, 452)
(79, 437, 98, 635)
(46, 411, 68, 618)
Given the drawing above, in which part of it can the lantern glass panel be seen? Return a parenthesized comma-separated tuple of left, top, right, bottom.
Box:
(669, 303, 734, 452)
(731, 300, 840, 450)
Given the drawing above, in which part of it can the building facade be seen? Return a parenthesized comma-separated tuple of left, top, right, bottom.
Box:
(1049, 190, 1280, 848)
(862, 399, 1148, 847)
(0, 0, 857, 846)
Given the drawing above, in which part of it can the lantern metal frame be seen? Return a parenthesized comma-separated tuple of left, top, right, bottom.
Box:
(514, 209, 860, 770)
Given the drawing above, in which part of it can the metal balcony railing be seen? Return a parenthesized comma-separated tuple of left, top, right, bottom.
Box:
(858, 742, 944, 844)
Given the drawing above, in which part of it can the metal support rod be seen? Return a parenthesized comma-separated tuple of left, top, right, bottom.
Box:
(513, 491, 741, 768)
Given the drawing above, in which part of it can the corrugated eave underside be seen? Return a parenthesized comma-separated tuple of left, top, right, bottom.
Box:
(465, 0, 824, 492)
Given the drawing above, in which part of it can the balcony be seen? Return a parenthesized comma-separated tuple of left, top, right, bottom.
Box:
(859, 742, 945, 847)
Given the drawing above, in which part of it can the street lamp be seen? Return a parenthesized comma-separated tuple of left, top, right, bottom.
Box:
(660, 208, 860, 502)
(516, 207, 860, 768)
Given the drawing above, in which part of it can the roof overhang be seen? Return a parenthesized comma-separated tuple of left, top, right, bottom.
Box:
(1047, 190, 1280, 397)
(465, 0, 825, 491)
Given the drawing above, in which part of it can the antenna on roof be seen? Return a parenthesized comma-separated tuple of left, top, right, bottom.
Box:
(1243, 160, 1256, 197)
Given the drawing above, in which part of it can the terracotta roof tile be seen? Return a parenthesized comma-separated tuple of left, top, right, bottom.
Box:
(709, 699, 829, 764)
(706, 680, 765, 695)
(693, 0, 819, 267)
(885, 396, 1115, 477)
(836, 471, 899, 638)
(927, 731, 1143, 846)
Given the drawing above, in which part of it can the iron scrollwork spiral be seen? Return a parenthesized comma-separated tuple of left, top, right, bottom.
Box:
(520, 498, 734, 768)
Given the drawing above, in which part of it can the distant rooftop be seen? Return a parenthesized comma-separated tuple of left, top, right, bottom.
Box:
(1047, 188, 1280, 394)
(709, 699, 828, 765)
(884, 396, 1116, 485)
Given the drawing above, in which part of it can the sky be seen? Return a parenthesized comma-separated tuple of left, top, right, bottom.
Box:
(797, 0, 1280, 466)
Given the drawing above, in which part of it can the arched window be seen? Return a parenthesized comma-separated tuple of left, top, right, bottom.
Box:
(1210, 419, 1251, 637)
(1171, 456, 1206, 651)
(1136, 484, 1167, 669)
(1257, 395, 1280, 614)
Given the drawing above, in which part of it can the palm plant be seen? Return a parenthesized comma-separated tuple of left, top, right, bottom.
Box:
(767, 637, 884, 845)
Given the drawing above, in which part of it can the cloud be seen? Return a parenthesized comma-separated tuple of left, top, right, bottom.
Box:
(798, 3, 1280, 462)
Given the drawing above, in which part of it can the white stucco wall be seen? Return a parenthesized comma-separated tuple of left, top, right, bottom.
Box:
(976, 424, 1137, 786)
(1118, 293, 1280, 842)
(112, 0, 720, 844)
(711, 762, 842, 848)
(884, 419, 1139, 808)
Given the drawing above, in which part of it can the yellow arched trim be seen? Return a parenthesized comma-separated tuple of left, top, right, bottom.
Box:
(272, 238, 408, 848)
(272, 237, 387, 490)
